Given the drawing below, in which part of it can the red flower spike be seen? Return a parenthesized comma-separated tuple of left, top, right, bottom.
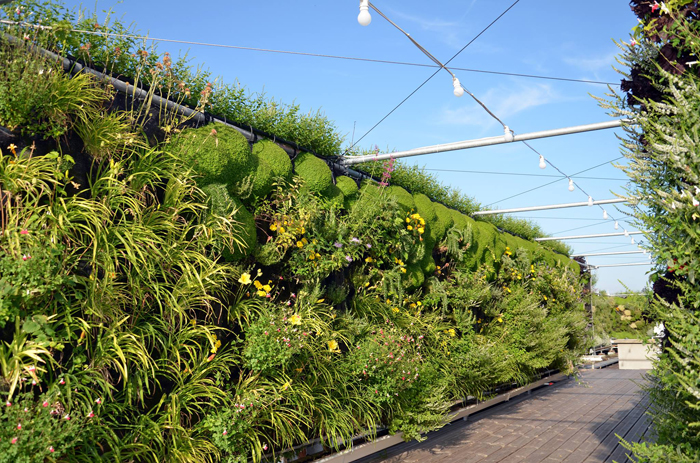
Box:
(11, 437, 18, 444)
(20, 229, 29, 235)
(651, 1, 660, 12)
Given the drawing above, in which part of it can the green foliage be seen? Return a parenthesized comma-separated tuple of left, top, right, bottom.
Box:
(0, 3, 589, 462)
(201, 184, 256, 261)
(602, 5, 700, 460)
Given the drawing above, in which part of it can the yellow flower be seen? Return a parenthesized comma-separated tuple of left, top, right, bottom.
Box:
(327, 340, 340, 352)
(296, 241, 304, 248)
(279, 226, 286, 233)
(417, 227, 425, 234)
(407, 225, 413, 231)
(543, 295, 548, 301)
(302, 237, 308, 244)
(364, 282, 370, 287)
(406, 217, 411, 223)
(417, 301, 422, 306)
(392, 307, 400, 313)
(254, 280, 263, 290)
(269, 223, 277, 231)
(309, 253, 315, 260)
(257, 290, 267, 297)
(263, 284, 272, 292)
(365, 257, 373, 263)
(419, 218, 425, 225)
(498, 317, 503, 323)
(447, 329, 456, 337)
(238, 273, 252, 285)
(317, 299, 325, 303)
(7, 144, 17, 155)
(409, 303, 416, 309)
(400, 268, 407, 273)
(289, 314, 302, 325)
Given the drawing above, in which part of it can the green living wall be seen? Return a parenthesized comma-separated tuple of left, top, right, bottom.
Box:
(0, 3, 587, 462)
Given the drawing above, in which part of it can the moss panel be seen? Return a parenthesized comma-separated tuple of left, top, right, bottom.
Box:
(168, 125, 253, 187)
(295, 152, 333, 194)
(252, 139, 292, 182)
(403, 263, 425, 290)
(323, 183, 345, 208)
(433, 203, 454, 243)
(336, 176, 359, 199)
(387, 185, 415, 214)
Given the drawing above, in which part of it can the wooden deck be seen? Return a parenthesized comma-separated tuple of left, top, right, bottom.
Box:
(356, 366, 652, 463)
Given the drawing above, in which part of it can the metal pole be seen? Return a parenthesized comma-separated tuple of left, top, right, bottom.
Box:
(341, 120, 626, 165)
(473, 198, 628, 215)
(535, 231, 644, 241)
(588, 262, 653, 268)
(571, 250, 645, 257)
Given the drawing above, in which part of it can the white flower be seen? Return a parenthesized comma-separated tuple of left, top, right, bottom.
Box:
(38, 69, 44, 75)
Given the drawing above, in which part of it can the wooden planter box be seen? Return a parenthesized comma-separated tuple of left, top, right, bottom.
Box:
(615, 339, 658, 370)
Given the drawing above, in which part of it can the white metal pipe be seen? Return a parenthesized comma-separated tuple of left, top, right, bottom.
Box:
(535, 231, 644, 241)
(571, 250, 645, 257)
(589, 262, 653, 269)
(473, 198, 628, 215)
(341, 119, 625, 166)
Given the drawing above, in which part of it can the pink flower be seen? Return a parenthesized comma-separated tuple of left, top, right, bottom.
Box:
(263, 444, 268, 451)
(49, 446, 55, 453)
(19, 229, 28, 235)
(88, 411, 94, 418)
(5, 401, 11, 407)
(59, 378, 65, 385)
(42, 400, 49, 407)
(63, 414, 70, 420)
(17, 423, 21, 430)
(222, 429, 227, 436)
(95, 398, 102, 404)
(11, 437, 18, 444)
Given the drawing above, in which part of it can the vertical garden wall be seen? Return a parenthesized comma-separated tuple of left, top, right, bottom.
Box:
(601, 1, 700, 461)
(0, 2, 587, 462)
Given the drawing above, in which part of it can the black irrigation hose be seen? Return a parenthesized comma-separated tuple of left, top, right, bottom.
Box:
(0, 31, 368, 183)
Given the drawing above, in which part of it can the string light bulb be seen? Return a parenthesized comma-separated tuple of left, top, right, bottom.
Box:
(588, 196, 594, 207)
(358, 0, 371, 26)
(504, 126, 514, 142)
(631, 237, 635, 244)
(614, 221, 619, 230)
(568, 179, 574, 192)
(452, 77, 464, 97)
(539, 155, 546, 169)
(603, 210, 608, 219)
(624, 229, 629, 237)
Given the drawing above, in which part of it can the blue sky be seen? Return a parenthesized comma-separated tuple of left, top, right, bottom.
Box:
(57, 0, 648, 294)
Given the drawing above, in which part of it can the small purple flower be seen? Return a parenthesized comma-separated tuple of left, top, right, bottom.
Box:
(366, 243, 372, 249)
(351, 237, 360, 244)
(345, 255, 353, 263)
(334, 242, 343, 248)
